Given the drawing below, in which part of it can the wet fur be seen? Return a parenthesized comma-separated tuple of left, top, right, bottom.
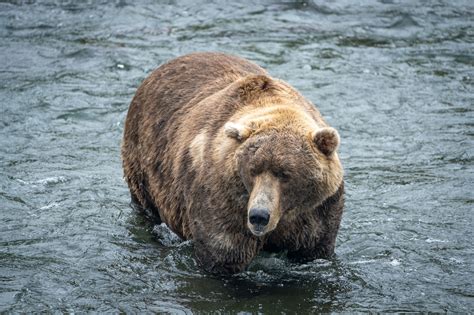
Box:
(122, 52, 344, 273)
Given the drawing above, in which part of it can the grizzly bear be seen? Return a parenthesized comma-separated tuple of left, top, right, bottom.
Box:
(122, 52, 344, 274)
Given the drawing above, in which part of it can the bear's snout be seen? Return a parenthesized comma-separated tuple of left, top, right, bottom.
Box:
(247, 172, 281, 236)
(249, 207, 270, 228)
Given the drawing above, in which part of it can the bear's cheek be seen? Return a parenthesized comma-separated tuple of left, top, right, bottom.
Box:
(279, 180, 318, 211)
(278, 185, 299, 212)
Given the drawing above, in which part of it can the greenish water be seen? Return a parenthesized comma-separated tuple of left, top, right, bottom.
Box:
(1, 0, 473, 313)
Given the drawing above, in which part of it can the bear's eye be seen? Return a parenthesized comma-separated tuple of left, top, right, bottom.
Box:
(273, 170, 290, 182)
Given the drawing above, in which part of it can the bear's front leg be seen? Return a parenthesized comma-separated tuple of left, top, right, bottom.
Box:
(287, 183, 344, 262)
(192, 231, 262, 274)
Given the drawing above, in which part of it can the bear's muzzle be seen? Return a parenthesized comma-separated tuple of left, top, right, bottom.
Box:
(247, 172, 281, 236)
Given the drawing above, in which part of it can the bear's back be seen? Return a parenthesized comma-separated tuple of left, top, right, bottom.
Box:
(138, 52, 268, 120)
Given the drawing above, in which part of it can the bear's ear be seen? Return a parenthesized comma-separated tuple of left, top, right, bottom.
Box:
(224, 122, 252, 141)
(312, 127, 340, 156)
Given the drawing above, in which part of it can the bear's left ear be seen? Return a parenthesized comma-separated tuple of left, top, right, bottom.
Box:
(312, 127, 340, 156)
(224, 122, 252, 141)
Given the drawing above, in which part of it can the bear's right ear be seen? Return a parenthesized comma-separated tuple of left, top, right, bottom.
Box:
(224, 122, 251, 141)
(312, 127, 340, 156)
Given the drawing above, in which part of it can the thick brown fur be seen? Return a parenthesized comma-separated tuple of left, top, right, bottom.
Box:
(122, 52, 344, 274)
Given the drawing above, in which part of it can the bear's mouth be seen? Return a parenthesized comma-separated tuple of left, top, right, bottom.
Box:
(249, 224, 266, 237)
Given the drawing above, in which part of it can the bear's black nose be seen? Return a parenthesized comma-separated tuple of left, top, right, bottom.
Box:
(249, 208, 270, 226)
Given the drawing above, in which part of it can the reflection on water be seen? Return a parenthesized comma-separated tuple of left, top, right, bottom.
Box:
(1, 0, 473, 312)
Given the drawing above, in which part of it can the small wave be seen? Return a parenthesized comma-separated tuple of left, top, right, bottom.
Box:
(36, 176, 69, 185)
(147, 301, 193, 315)
(388, 14, 420, 29)
(425, 238, 449, 243)
(152, 223, 185, 247)
(39, 202, 59, 210)
(17, 176, 70, 187)
(348, 259, 377, 265)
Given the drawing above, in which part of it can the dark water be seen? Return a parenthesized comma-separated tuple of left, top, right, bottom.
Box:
(1, 0, 473, 312)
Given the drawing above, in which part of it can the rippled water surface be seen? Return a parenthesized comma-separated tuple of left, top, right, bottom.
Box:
(1, 0, 473, 312)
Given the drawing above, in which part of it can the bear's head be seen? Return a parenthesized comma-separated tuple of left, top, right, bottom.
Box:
(224, 110, 343, 237)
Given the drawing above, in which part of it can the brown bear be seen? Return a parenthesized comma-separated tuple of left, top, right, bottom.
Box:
(122, 52, 344, 274)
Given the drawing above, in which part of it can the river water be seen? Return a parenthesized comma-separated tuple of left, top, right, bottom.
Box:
(1, 0, 473, 313)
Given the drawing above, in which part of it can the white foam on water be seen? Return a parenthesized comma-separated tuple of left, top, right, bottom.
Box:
(152, 223, 184, 247)
(35, 176, 69, 185)
(17, 176, 70, 186)
(348, 259, 377, 265)
(39, 202, 59, 210)
(425, 238, 449, 243)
